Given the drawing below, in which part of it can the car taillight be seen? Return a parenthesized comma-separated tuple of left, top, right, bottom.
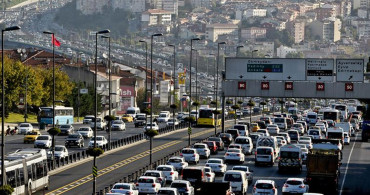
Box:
(180, 153, 183, 156)
(272, 188, 276, 193)
(237, 154, 240, 156)
(152, 183, 156, 187)
(218, 165, 222, 168)
(326, 136, 328, 139)
(255, 151, 257, 155)
(126, 192, 133, 195)
(186, 187, 190, 191)
(278, 157, 280, 160)
(283, 184, 289, 188)
(299, 185, 305, 188)
(170, 172, 174, 175)
(271, 152, 273, 155)
(226, 153, 229, 156)
(206, 173, 211, 177)
(299, 158, 301, 161)
(136, 183, 139, 186)
(193, 154, 196, 157)
(158, 178, 162, 181)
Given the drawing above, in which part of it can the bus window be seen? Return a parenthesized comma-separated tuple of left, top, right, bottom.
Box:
(17, 168, 25, 186)
(36, 162, 44, 179)
(6, 170, 16, 188)
(27, 165, 33, 181)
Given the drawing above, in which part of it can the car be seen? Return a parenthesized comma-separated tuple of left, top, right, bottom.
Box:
(18, 123, 33, 134)
(226, 129, 240, 140)
(232, 166, 254, 183)
(166, 156, 188, 171)
(228, 144, 242, 150)
(307, 128, 322, 140)
(233, 124, 249, 136)
(294, 144, 308, 164)
(203, 141, 218, 154)
(255, 146, 275, 166)
(275, 136, 287, 147)
(59, 124, 74, 135)
(65, 133, 84, 148)
(134, 116, 147, 127)
(344, 132, 350, 145)
(23, 130, 41, 143)
(181, 166, 207, 188)
(234, 136, 253, 155)
(208, 137, 225, 150)
(136, 176, 161, 194)
(277, 132, 291, 144)
(156, 165, 179, 183)
(180, 148, 200, 164)
(219, 133, 233, 146)
(111, 120, 126, 131)
(144, 122, 159, 131)
(34, 135, 52, 149)
(122, 114, 134, 122)
(252, 180, 278, 195)
(267, 124, 280, 135)
(315, 123, 327, 134)
(249, 133, 262, 147)
(48, 145, 68, 159)
(170, 180, 194, 195)
(77, 127, 93, 138)
(292, 123, 305, 135)
(287, 130, 300, 143)
(143, 170, 166, 187)
(299, 136, 313, 149)
(282, 178, 309, 195)
(224, 148, 245, 164)
(204, 167, 215, 182)
(157, 187, 180, 195)
(192, 143, 211, 159)
(83, 115, 95, 124)
(88, 136, 108, 148)
(251, 123, 260, 132)
(109, 183, 138, 195)
(205, 158, 227, 175)
(167, 118, 180, 126)
(256, 129, 270, 136)
(223, 170, 249, 195)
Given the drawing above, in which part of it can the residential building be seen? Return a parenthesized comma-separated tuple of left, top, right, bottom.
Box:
(358, 24, 370, 39)
(240, 27, 267, 40)
(205, 23, 239, 42)
(163, 0, 178, 15)
(245, 9, 267, 18)
(191, 0, 213, 8)
(287, 21, 305, 43)
(310, 18, 341, 42)
(353, 0, 370, 10)
(141, 9, 172, 27)
(314, 6, 335, 21)
(277, 45, 297, 58)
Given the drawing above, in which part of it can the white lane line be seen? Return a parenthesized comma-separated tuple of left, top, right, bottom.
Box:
(339, 133, 358, 195)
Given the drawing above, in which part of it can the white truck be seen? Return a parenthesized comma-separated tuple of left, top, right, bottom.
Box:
(335, 122, 354, 137)
(278, 144, 302, 173)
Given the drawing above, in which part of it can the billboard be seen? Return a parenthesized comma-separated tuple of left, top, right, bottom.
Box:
(120, 86, 136, 97)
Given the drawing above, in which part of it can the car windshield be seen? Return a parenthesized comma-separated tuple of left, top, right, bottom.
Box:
(113, 184, 130, 189)
(204, 167, 211, 172)
(157, 167, 172, 171)
(68, 134, 80, 138)
(274, 118, 284, 123)
(79, 128, 89, 132)
(144, 172, 160, 177)
(60, 125, 70, 128)
(182, 149, 194, 154)
(208, 137, 220, 142)
(257, 148, 272, 155)
(235, 138, 249, 144)
(26, 131, 38, 135)
(224, 174, 242, 182)
(256, 183, 273, 189)
(207, 159, 221, 164)
(233, 167, 248, 172)
(280, 151, 300, 158)
(227, 149, 240, 153)
(20, 124, 30, 127)
(226, 130, 238, 134)
(92, 137, 103, 141)
(55, 147, 64, 151)
(286, 180, 303, 185)
(138, 178, 154, 183)
(157, 190, 176, 195)
(169, 159, 182, 163)
(171, 183, 187, 188)
(194, 145, 205, 148)
(37, 136, 49, 140)
(220, 134, 231, 138)
(137, 117, 146, 120)
(309, 130, 319, 135)
(159, 114, 167, 117)
(233, 126, 244, 130)
(113, 120, 123, 124)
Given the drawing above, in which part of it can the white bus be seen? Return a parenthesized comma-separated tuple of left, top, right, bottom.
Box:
(334, 104, 348, 121)
(321, 109, 341, 123)
(0, 148, 49, 195)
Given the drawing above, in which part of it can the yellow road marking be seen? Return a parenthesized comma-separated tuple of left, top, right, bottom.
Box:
(47, 128, 214, 195)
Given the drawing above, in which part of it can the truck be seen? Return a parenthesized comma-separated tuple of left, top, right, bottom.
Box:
(306, 140, 342, 193)
(278, 144, 302, 173)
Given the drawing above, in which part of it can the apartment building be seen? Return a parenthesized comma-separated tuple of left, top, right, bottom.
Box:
(205, 23, 239, 42)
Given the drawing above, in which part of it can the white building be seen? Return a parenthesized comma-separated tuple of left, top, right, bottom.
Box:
(141, 9, 173, 26)
(205, 23, 239, 42)
(277, 45, 297, 58)
(245, 9, 267, 18)
(163, 0, 178, 15)
(191, 0, 213, 8)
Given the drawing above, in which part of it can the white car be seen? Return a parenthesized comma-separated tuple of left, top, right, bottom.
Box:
(277, 132, 291, 144)
(299, 136, 313, 149)
(77, 127, 94, 138)
(232, 166, 254, 183)
(34, 135, 52, 149)
(234, 136, 253, 155)
(110, 183, 138, 195)
(111, 120, 126, 131)
(144, 122, 159, 131)
(224, 148, 245, 164)
(223, 170, 249, 195)
(344, 132, 350, 145)
(192, 143, 211, 159)
(136, 176, 161, 194)
(156, 165, 179, 183)
(292, 123, 305, 135)
(256, 129, 270, 136)
(275, 136, 287, 147)
(267, 124, 280, 135)
(83, 115, 94, 124)
(167, 118, 179, 126)
(180, 148, 200, 164)
(18, 123, 33, 134)
(166, 156, 188, 171)
(205, 158, 227, 175)
(204, 167, 215, 182)
(315, 123, 327, 133)
(48, 145, 69, 159)
(228, 144, 242, 150)
(252, 180, 278, 195)
(282, 178, 309, 195)
(170, 180, 194, 195)
(157, 188, 180, 195)
(88, 136, 108, 148)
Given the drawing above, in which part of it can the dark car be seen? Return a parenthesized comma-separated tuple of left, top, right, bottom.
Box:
(256, 121, 266, 129)
(181, 166, 207, 188)
(219, 133, 233, 146)
(208, 137, 224, 151)
(203, 141, 218, 154)
(287, 130, 300, 143)
(134, 116, 146, 127)
(59, 124, 74, 135)
(65, 133, 84, 148)
(226, 129, 240, 140)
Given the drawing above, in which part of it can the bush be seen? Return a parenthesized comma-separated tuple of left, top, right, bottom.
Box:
(237, 100, 243, 105)
(87, 147, 104, 157)
(226, 100, 233, 105)
(0, 185, 14, 195)
(260, 101, 267, 106)
(145, 129, 159, 137)
(184, 116, 196, 123)
(104, 115, 115, 122)
(247, 100, 255, 107)
(47, 127, 61, 136)
(143, 108, 151, 114)
(210, 101, 217, 105)
(170, 104, 178, 109)
(231, 105, 240, 110)
(192, 101, 200, 107)
(212, 110, 221, 115)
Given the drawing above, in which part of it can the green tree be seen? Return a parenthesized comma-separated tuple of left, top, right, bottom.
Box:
(66, 84, 102, 116)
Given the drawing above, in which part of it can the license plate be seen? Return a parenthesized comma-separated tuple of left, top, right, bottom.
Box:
(188, 178, 196, 182)
(142, 189, 148, 191)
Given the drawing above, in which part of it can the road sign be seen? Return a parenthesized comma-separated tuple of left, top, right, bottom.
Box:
(80, 88, 88, 94)
(178, 72, 186, 85)
(261, 82, 269, 90)
(336, 59, 364, 82)
(225, 58, 306, 81)
(285, 82, 293, 90)
(306, 59, 334, 81)
(92, 166, 98, 177)
(316, 83, 325, 91)
(345, 83, 354, 91)
(238, 81, 246, 90)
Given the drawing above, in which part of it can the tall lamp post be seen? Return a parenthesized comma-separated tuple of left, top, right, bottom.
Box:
(215, 42, 225, 134)
(76, 52, 84, 123)
(168, 44, 176, 131)
(1, 25, 20, 187)
(192, 49, 199, 123)
(188, 38, 200, 146)
(252, 49, 258, 58)
(101, 35, 112, 150)
(150, 33, 163, 166)
(93, 29, 110, 194)
(236, 45, 244, 57)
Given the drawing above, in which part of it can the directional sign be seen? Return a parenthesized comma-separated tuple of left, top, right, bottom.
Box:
(261, 82, 269, 90)
(225, 58, 306, 81)
(238, 81, 246, 90)
(80, 88, 88, 94)
(306, 59, 334, 81)
(345, 83, 354, 91)
(336, 59, 364, 82)
(285, 82, 293, 90)
(316, 83, 325, 91)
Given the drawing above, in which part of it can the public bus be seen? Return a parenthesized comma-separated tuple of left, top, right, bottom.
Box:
(334, 104, 348, 121)
(0, 148, 49, 194)
(321, 109, 341, 123)
(38, 106, 74, 125)
(197, 108, 221, 127)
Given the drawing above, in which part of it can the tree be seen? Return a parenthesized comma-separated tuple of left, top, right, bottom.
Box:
(286, 52, 304, 58)
(66, 84, 102, 116)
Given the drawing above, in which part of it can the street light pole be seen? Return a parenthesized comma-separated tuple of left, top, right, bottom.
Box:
(101, 35, 111, 150)
(93, 29, 110, 195)
(1, 25, 20, 187)
(188, 38, 200, 146)
(168, 44, 176, 132)
(236, 45, 244, 57)
(252, 49, 258, 58)
(192, 49, 199, 123)
(150, 33, 162, 166)
(139, 40, 148, 128)
(216, 42, 225, 134)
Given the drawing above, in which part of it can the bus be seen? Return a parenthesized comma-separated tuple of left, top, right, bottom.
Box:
(321, 109, 341, 123)
(0, 148, 49, 194)
(334, 104, 348, 121)
(38, 106, 74, 125)
(197, 108, 221, 127)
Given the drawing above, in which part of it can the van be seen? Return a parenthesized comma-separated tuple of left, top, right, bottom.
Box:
(274, 117, 287, 130)
(255, 146, 275, 166)
(234, 136, 253, 154)
(181, 167, 207, 188)
(326, 127, 344, 144)
(126, 107, 140, 118)
(306, 112, 318, 124)
(90, 117, 106, 130)
(226, 129, 240, 140)
(233, 124, 248, 136)
(335, 122, 354, 137)
(256, 136, 279, 156)
(287, 130, 300, 143)
(222, 170, 248, 195)
(157, 111, 171, 123)
(278, 144, 302, 173)
(307, 129, 322, 140)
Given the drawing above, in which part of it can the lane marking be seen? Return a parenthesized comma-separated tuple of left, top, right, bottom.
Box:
(339, 133, 358, 195)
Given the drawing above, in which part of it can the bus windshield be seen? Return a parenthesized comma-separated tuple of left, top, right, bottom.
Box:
(199, 110, 213, 118)
(323, 112, 339, 121)
(335, 105, 346, 111)
(40, 108, 53, 117)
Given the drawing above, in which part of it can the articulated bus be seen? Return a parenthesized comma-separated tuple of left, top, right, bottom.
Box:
(38, 106, 74, 125)
(321, 109, 341, 123)
(197, 108, 221, 127)
(0, 148, 49, 195)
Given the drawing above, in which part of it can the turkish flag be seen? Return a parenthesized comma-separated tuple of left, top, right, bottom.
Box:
(52, 34, 61, 47)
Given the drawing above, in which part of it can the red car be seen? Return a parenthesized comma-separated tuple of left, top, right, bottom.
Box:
(203, 141, 218, 154)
